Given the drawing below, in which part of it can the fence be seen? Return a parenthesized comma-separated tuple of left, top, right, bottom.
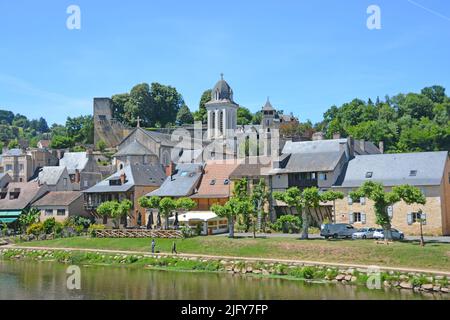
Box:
(95, 229, 183, 239)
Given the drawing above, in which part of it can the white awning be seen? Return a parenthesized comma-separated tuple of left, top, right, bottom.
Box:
(170, 211, 221, 222)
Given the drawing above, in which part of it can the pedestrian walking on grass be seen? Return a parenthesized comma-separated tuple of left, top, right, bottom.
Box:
(151, 239, 156, 254)
(171, 241, 177, 254)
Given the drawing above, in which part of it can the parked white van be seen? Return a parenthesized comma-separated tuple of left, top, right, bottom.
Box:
(320, 223, 357, 239)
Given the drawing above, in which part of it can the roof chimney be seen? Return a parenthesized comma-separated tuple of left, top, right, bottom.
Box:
(75, 169, 81, 183)
(378, 141, 384, 154)
(120, 172, 127, 185)
(165, 162, 176, 178)
(312, 132, 324, 141)
(333, 133, 341, 140)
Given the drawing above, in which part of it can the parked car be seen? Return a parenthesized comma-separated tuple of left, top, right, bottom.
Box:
(320, 223, 357, 239)
(352, 227, 377, 239)
(373, 228, 405, 240)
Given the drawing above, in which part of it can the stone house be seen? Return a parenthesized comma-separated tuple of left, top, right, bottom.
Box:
(333, 151, 450, 236)
(0, 181, 49, 226)
(59, 150, 103, 190)
(83, 164, 166, 227)
(33, 191, 90, 223)
(191, 160, 240, 210)
(37, 167, 73, 191)
(0, 148, 58, 183)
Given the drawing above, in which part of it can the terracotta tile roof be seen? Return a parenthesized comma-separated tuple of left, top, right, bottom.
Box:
(192, 160, 241, 198)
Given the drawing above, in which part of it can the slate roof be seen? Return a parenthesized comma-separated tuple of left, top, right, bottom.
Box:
(59, 152, 88, 174)
(114, 140, 155, 157)
(230, 156, 272, 179)
(3, 149, 24, 156)
(0, 182, 48, 210)
(83, 164, 166, 194)
(282, 139, 348, 154)
(191, 160, 241, 198)
(33, 191, 82, 207)
(270, 150, 346, 174)
(334, 151, 448, 188)
(262, 98, 275, 111)
(37, 167, 67, 186)
(148, 163, 203, 197)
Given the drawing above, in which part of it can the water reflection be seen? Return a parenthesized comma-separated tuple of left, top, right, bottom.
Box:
(0, 260, 445, 300)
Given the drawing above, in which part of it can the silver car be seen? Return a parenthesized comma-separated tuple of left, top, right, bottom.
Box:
(352, 227, 377, 239)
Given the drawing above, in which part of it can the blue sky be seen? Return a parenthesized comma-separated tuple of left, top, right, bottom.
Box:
(0, 0, 449, 125)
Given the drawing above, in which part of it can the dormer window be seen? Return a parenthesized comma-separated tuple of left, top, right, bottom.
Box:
(109, 179, 122, 186)
(409, 170, 417, 177)
(365, 172, 373, 179)
(224, 179, 230, 185)
(210, 179, 216, 186)
(9, 188, 20, 200)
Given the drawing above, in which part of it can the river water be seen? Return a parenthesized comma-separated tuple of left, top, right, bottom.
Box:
(0, 260, 446, 300)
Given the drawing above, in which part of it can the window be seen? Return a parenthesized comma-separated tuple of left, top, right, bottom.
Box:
(409, 170, 417, 177)
(63, 178, 68, 186)
(210, 179, 216, 186)
(19, 164, 24, 172)
(57, 209, 66, 216)
(224, 179, 230, 185)
(45, 209, 53, 216)
(349, 212, 366, 224)
(84, 180, 89, 187)
(5, 165, 12, 171)
(318, 173, 328, 181)
(408, 212, 426, 225)
(365, 172, 373, 178)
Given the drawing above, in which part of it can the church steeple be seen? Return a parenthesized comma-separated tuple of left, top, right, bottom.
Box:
(206, 75, 239, 140)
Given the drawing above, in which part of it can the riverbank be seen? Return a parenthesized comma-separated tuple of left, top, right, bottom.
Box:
(1, 246, 449, 296)
(12, 236, 450, 271)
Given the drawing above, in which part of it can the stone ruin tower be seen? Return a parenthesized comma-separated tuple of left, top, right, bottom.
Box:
(93, 98, 131, 148)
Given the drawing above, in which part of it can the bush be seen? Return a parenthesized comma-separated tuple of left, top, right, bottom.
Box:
(43, 218, 56, 234)
(88, 224, 105, 237)
(271, 215, 302, 234)
(26, 223, 44, 236)
(180, 226, 193, 238)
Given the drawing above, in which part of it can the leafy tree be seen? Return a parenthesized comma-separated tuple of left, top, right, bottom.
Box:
(0, 110, 14, 125)
(150, 83, 185, 127)
(18, 208, 40, 233)
(350, 182, 425, 240)
(12, 114, 29, 128)
(7, 139, 19, 149)
(97, 200, 133, 229)
(139, 196, 195, 230)
(421, 85, 446, 104)
(399, 93, 434, 119)
(272, 215, 302, 233)
(66, 115, 93, 144)
(96, 139, 107, 152)
(50, 135, 75, 149)
(237, 107, 253, 125)
(274, 187, 343, 239)
(176, 105, 194, 125)
(193, 90, 212, 123)
(212, 197, 253, 238)
(251, 111, 262, 125)
(250, 179, 270, 236)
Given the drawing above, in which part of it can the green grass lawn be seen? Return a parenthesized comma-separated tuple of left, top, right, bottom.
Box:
(18, 236, 450, 271)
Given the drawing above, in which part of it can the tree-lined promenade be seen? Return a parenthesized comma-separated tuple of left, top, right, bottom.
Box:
(12, 236, 450, 272)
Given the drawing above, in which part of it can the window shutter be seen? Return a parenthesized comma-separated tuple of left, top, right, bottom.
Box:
(387, 206, 393, 218)
(407, 213, 413, 225)
(348, 197, 353, 205)
(360, 197, 366, 205)
(422, 213, 427, 226)
(349, 212, 354, 224)
(361, 213, 367, 224)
